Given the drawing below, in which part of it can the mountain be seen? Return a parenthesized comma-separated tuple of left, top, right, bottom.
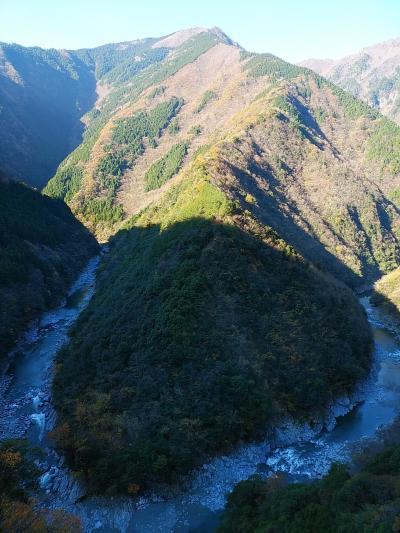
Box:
(0, 177, 98, 362)
(300, 37, 400, 124)
(0, 30, 204, 188)
(52, 157, 371, 494)
(0, 26, 392, 496)
(0, 43, 96, 188)
(43, 30, 399, 494)
(44, 29, 400, 288)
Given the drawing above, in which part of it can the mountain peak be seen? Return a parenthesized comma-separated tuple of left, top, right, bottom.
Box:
(153, 26, 238, 49)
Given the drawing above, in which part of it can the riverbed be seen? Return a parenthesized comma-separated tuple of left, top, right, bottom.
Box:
(1, 261, 400, 532)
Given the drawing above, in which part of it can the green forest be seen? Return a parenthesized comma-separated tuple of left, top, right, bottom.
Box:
(219, 445, 400, 532)
(0, 180, 98, 361)
(144, 141, 188, 191)
(52, 163, 372, 495)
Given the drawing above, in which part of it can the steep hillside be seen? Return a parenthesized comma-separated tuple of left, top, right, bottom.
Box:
(0, 178, 98, 363)
(0, 31, 198, 188)
(52, 151, 372, 495)
(218, 444, 400, 532)
(0, 43, 96, 187)
(301, 37, 400, 124)
(44, 28, 236, 239)
(45, 35, 400, 287)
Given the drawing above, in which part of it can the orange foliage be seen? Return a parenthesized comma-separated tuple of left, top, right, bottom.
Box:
(1, 501, 47, 532)
(0, 501, 82, 533)
(127, 483, 141, 495)
(0, 449, 22, 468)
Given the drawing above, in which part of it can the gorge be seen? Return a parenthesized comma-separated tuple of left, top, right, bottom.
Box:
(1, 24, 400, 532)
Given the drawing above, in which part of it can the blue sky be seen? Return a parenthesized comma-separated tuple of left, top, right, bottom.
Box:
(1, 0, 399, 62)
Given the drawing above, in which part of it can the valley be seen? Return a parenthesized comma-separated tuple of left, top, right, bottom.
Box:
(1, 22, 400, 533)
(1, 259, 400, 531)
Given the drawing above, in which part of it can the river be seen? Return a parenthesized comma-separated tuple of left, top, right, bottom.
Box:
(1, 259, 400, 532)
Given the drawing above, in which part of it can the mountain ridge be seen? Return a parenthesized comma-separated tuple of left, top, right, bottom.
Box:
(300, 35, 400, 124)
(43, 34, 400, 288)
(0, 27, 231, 188)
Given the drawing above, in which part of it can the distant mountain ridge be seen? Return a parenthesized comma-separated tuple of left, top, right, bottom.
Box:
(0, 28, 233, 188)
(300, 37, 400, 124)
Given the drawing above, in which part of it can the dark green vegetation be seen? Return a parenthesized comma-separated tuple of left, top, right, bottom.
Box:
(0, 440, 81, 531)
(0, 179, 98, 363)
(93, 97, 184, 228)
(144, 141, 188, 191)
(97, 97, 183, 191)
(366, 118, 400, 175)
(52, 166, 371, 494)
(243, 52, 306, 81)
(219, 445, 400, 532)
(44, 166, 83, 203)
(194, 90, 217, 113)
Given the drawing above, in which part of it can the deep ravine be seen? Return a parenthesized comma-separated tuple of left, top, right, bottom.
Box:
(1, 259, 400, 532)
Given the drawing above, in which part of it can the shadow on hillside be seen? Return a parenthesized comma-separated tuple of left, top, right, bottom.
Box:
(222, 159, 364, 288)
(1, 49, 98, 188)
(55, 216, 373, 494)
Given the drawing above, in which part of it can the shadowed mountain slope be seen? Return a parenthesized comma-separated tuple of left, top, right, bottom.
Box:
(52, 151, 372, 494)
(0, 178, 98, 362)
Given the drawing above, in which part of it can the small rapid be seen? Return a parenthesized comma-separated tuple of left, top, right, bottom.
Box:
(2, 263, 400, 532)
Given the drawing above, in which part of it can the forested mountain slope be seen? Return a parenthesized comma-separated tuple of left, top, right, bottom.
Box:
(52, 145, 372, 495)
(301, 37, 400, 124)
(0, 178, 98, 363)
(218, 443, 400, 532)
(0, 29, 215, 187)
(44, 29, 400, 494)
(45, 31, 400, 288)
